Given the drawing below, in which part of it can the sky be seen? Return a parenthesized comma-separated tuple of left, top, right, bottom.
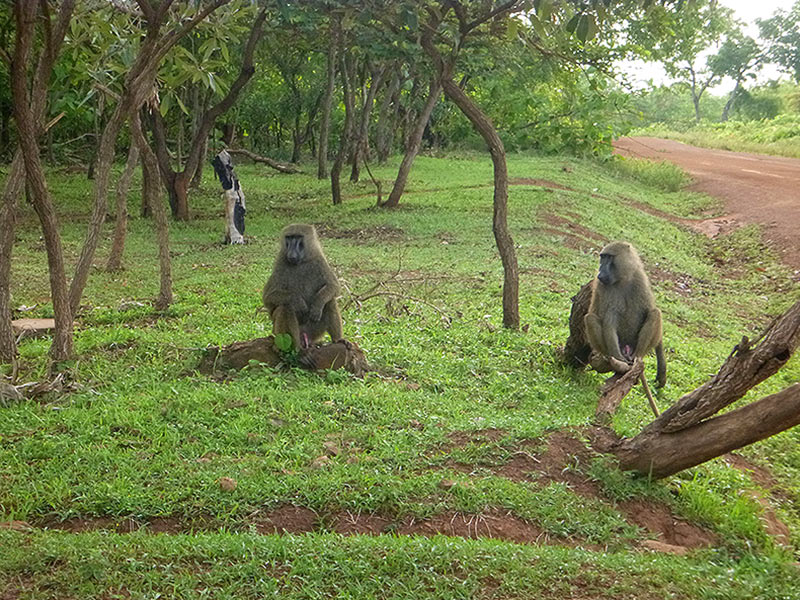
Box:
(621, 0, 797, 94)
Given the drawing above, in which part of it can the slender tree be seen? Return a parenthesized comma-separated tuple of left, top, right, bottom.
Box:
(7, 0, 77, 361)
(381, 78, 440, 208)
(419, 1, 522, 329)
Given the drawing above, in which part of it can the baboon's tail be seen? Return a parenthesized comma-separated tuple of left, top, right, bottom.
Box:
(655, 342, 667, 388)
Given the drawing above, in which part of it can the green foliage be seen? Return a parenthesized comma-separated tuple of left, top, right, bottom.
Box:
(634, 113, 800, 158)
(758, 0, 800, 81)
(609, 156, 691, 192)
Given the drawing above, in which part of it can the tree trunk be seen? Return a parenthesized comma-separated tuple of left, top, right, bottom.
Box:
(615, 384, 800, 478)
(0, 103, 11, 157)
(68, 0, 231, 311)
(226, 148, 301, 173)
(131, 112, 172, 309)
(721, 80, 741, 122)
(349, 64, 387, 183)
(613, 299, 800, 478)
(331, 52, 355, 205)
(420, 34, 519, 329)
(11, 1, 74, 360)
(106, 141, 140, 271)
(68, 101, 128, 314)
(191, 133, 207, 188)
(381, 79, 440, 208)
(400, 78, 421, 150)
(0, 155, 23, 362)
(317, 17, 339, 179)
(375, 70, 401, 164)
(563, 281, 594, 368)
(2, 0, 76, 362)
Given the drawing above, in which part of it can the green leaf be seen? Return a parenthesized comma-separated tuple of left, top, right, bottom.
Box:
(175, 94, 189, 115)
(566, 14, 580, 35)
(577, 14, 598, 43)
(160, 95, 172, 117)
(275, 333, 294, 352)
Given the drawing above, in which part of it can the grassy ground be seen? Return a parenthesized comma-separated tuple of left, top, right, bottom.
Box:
(1, 152, 799, 599)
(632, 116, 800, 159)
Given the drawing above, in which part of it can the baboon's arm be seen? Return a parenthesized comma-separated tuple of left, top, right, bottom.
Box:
(309, 283, 340, 318)
(585, 313, 606, 355)
(635, 308, 662, 358)
(600, 316, 625, 361)
(263, 287, 307, 313)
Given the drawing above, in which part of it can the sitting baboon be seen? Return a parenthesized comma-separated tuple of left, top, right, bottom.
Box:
(263, 224, 343, 350)
(585, 241, 667, 413)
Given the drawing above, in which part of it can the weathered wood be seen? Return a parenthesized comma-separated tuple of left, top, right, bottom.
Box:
(614, 383, 800, 478)
(595, 359, 644, 423)
(12, 318, 55, 340)
(227, 148, 302, 174)
(644, 299, 800, 435)
(198, 336, 368, 376)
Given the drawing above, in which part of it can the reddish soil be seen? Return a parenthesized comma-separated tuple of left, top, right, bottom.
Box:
(614, 136, 800, 269)
(396, 510, 550, 546)
(18, 431, 790, 555)
(724, 453, 793, 547)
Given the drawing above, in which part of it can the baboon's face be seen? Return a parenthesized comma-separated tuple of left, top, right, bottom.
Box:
(597, 253, 617, 286)
(283, 234, 306, 265)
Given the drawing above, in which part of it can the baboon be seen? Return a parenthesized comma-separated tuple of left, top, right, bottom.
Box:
(585, 241, 667, 415)
(263, 224, 343, 350)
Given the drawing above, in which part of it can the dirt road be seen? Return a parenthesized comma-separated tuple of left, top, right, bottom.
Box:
(613, 136, 800, 270)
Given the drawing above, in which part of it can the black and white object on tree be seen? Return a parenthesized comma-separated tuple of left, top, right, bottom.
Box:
(211, 149, 246, 244)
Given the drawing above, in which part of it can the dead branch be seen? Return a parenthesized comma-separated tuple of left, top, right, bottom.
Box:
(644, 299, 800, 435)
(595, 359, 644, 424)
(226, 148, 302, 174)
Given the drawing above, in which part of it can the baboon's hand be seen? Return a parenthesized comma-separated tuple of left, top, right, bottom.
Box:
(309, 304, 324, 322)
(294, 297, 309, 314)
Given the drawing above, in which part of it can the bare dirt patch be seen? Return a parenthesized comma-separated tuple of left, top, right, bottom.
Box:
(445, 428, 508, 450)
(647, 265, 701, 297)
(540, 213, 607, 244)
(315, 223, 406, 242)
(529, 212, 606, 253)
(252, 505, 318, 534)
(329, 511, 393, 536)
(619, 500, 717, 549)
(530, 431, 602, 497)
(440, 428, 721, 553)
(396, 509, 548, 545)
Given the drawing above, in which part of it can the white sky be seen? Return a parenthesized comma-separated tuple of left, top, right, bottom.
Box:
(621, 0, 797, 94)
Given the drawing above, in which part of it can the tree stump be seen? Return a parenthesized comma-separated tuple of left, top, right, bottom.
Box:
(198, 336, 369, 376)
(11, 318, 55, 340)
(563, 281, 593, 368)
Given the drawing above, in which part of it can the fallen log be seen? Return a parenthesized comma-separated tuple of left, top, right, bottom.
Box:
(611, 299, 800, 478)
(226, 148, 302, 174)
(198, 336, 369, 376)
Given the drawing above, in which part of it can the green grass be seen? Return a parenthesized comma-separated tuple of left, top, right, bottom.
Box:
(1, 151, 799, 598)
(608, 156, 692, 192)
(632, 115, 800, 159)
